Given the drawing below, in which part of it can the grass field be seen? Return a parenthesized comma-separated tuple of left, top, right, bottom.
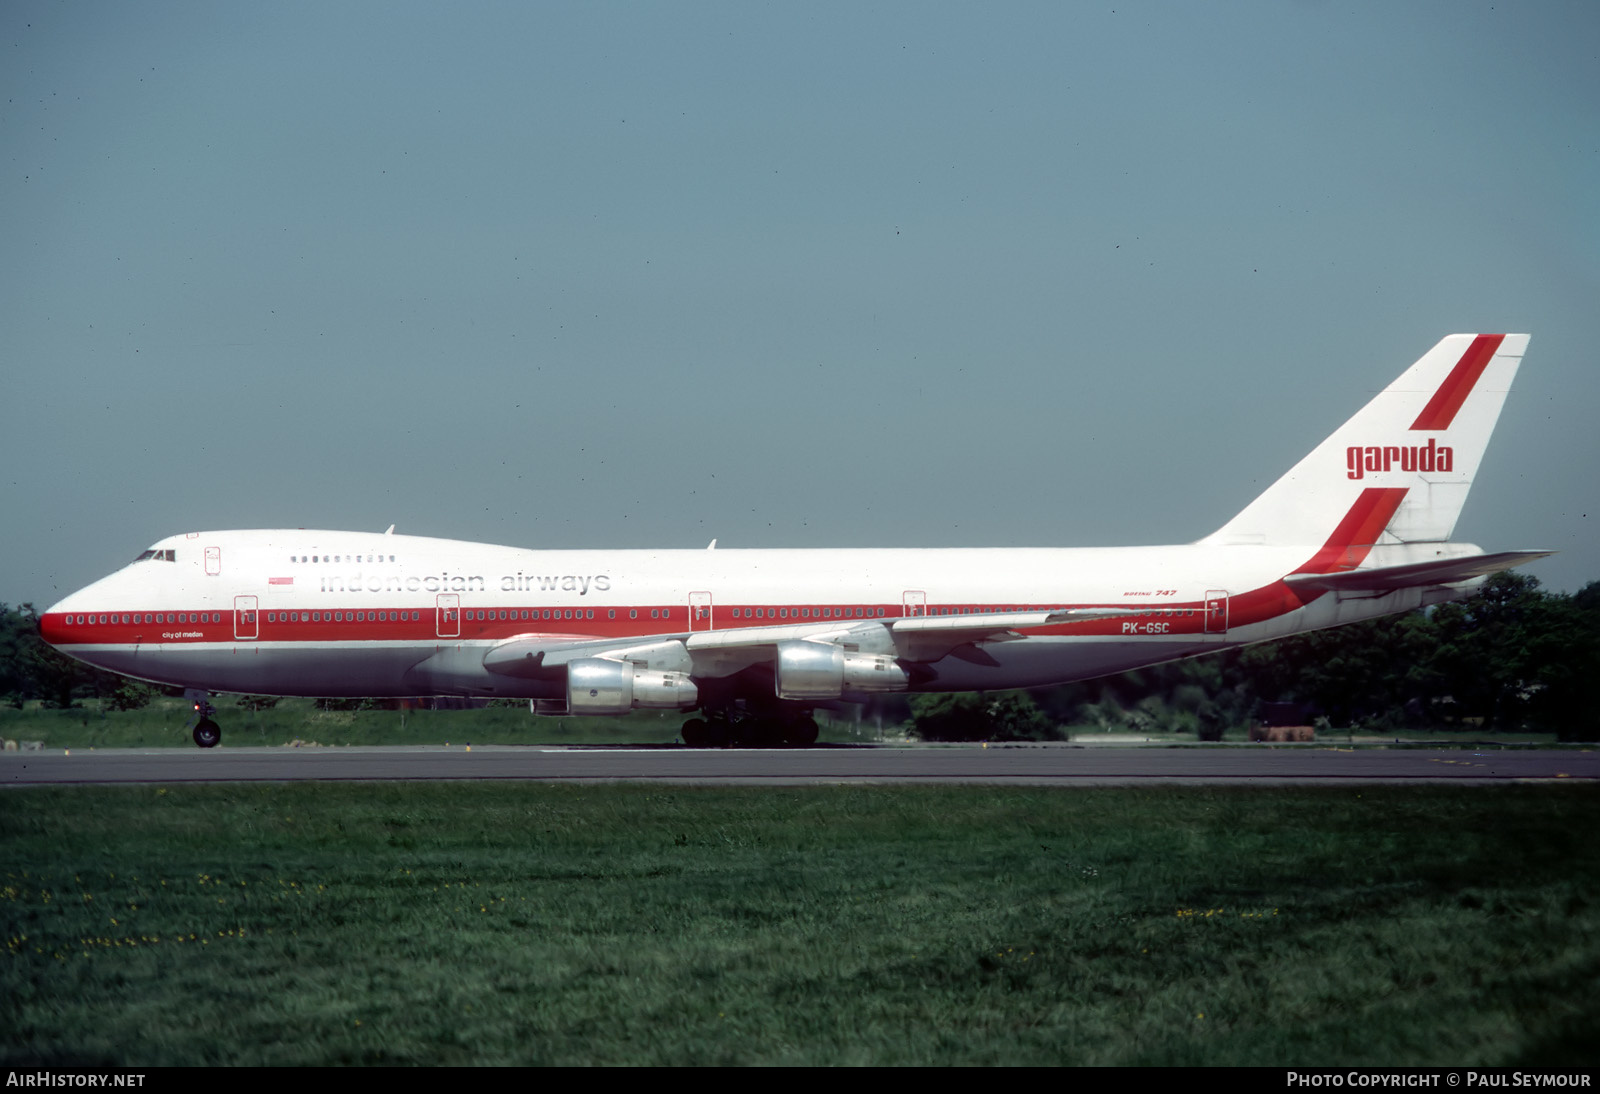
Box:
(0, 697, 1566, 750)
(3, 783, 1597, 1065)
(0, 698, 834, 750)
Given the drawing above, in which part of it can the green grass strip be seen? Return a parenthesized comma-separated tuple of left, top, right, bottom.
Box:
(4, 784, 1597, 1065)
(0, 698, 702, 749)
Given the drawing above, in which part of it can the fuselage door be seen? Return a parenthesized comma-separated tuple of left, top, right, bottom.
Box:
(903, 590, 927, 617)
(436, 593, 460, 638)
(689, 591, 713, 632)
(234, 595, 258, 640)
(205, 546, 221, 576)
(1204, 590, 1229, 634)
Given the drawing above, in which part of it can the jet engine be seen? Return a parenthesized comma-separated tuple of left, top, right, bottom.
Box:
(773, 641, 909, 700)
(566, 657, 699, 716)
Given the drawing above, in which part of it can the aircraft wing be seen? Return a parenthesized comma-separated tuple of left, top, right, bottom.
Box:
(888, 606, 1133, 631)
(1283, 549, 1553, 594)
(680, 606, 1135, 647)
(881, 607, 1138, 662)
(481, 634, 688, 678)
(481, 606, 1136, 680)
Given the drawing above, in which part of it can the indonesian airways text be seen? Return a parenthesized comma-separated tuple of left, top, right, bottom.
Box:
(318, 572, 612, 596)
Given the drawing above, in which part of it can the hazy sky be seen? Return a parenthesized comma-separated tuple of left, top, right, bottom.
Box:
(4, 1, 1596, 605)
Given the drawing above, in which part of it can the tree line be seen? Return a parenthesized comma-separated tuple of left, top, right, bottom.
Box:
(902, 571, 1599, 741)
(5, 572, 1597, 738)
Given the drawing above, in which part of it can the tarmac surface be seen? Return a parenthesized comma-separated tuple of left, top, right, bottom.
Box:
(4, 742, 1597, 786)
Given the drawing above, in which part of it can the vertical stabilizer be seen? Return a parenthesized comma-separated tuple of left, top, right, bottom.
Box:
(1202, 334, 1528, 549)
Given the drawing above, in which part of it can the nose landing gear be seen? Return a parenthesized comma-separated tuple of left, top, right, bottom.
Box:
(193, 718, 221, 748)
(185, 690, 221, 748)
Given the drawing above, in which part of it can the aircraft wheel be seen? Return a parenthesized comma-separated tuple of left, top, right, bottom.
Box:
(681, 718, 710, 747)
(783, 715, 819, 748)
(193, 718, 221, 749)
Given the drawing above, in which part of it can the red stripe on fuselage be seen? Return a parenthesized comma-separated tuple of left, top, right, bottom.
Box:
(40, 603, 908, 647)
(1208, 487, 1410, 632)
(42, 600, 1222, 646)
(1410, 334, 1504, 431)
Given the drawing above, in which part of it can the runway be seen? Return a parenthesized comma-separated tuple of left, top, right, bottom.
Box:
(3, 743, 1597, 786)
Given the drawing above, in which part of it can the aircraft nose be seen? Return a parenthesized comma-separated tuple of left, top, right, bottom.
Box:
(39, 585, 94, 648)
(39, 607, 64, 649)
(38, 601, 68, 647)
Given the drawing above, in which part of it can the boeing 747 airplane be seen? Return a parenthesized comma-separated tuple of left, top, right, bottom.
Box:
(40, 334, 1550, 747)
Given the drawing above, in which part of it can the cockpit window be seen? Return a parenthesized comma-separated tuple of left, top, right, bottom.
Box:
(135, 549, 177, 562)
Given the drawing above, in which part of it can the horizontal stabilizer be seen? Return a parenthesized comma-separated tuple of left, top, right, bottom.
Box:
(1283, 550, 1553, 594)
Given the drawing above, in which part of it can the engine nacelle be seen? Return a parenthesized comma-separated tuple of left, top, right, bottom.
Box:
(567, 657, 699, 715)
(774, 641, 909, 700)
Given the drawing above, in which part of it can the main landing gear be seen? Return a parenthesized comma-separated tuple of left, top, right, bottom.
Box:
(186, 690, 221, 749)
(680, 705, 819, 748)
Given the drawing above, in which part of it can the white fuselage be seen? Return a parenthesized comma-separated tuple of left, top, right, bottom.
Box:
(39, 528, 1460, 702)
